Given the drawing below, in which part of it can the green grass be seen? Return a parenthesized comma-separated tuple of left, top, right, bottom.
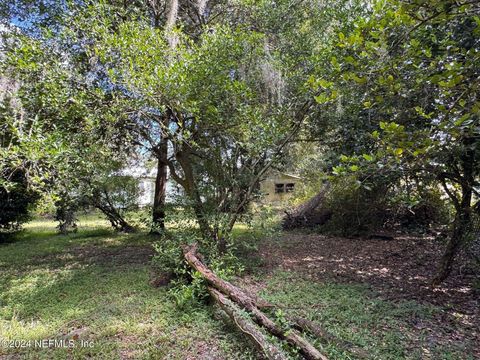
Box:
(0, 217, 257, 359)
(257, 271, 476, 360)
(0, 217, 476, 359)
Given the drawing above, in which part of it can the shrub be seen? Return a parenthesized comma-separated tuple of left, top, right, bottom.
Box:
(387, 187, 450, 232)
(319, 176, 389, 236)
(152, 219, 245, 308)
(465, 213, 480, 268)
(308, 175, 450, 237)
(0, 169, 39, 238)
(54, 192, 81, 234)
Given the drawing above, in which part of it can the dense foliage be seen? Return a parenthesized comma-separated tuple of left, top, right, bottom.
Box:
(0, 168, 38, 235)
(318, 0, 480, 282)
(0, 0, 478, 283)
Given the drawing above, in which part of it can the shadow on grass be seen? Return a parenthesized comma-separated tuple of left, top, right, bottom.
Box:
(1, 257, 259, 359)
(254, 269, 478, 359)
(0, 218, 265, 359)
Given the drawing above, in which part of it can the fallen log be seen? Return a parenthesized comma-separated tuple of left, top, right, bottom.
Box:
(282, 184, 331, 230)
(184, 244, 328, 360)
(292, 317, 368, 359)
(249, 305, 367, 359)
(243, 305, 328, 360)
(183, 244, 271, 307)
(251, 302, 367, 359)
(208, 287, 289, 360)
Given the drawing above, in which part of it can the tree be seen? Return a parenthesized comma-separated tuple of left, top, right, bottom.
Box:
(318, 0, 480, 283)
(0, 168, 38, 236)
(76, 155, 140, 233)
(1, 20, 139, 233)
(80, 0, 363, 253)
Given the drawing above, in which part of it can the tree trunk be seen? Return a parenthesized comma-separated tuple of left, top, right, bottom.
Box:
(97, 203, 135, 233)
(176, 148, 213, 239)
(433, 135, 476, 285)
(152, 140, 168, 231)
(94, 192, 135, 233)
(217, 235, 227, 255)
(432, 193, 471, 285)
(57, 209, 77, 235)
(208, 287, 289, 360)
(116, 215, 135, 233)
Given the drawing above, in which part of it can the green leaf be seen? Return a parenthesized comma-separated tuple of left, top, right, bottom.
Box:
(317, 79, 333, 89)
(314, 93, 330, 104)
(362, 154, 373, 161)
(332, 166, 344, 175)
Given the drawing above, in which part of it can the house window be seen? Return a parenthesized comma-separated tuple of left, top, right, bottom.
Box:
(275, 183, 285, 193)
(275, 182, 295, 194)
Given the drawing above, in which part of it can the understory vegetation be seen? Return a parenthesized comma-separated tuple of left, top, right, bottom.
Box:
(1, 217, 477, 359)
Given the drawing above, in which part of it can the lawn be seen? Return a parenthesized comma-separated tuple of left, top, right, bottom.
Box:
(0, 217, 256, 359)
(0, 217, 478, 359)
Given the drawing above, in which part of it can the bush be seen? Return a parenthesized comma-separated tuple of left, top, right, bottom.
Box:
(152, 231, 209, 308)
(319, 176, 388, 236)
(152, 217, 245, 308)
(387, 187, 450, 232)
(465, 213, 480, 268)
(54, 192, 81, 234)
(0, 169, 39, 238)
(80, 174, 141, 232)
(302, 174, 451, 237)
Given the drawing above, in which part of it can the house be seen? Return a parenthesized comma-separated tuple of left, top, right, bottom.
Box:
(259, 171, 301, 203)
(122, 165, 175, 207)
(127, 164, 300, 206)
(137, 172, 156, 207)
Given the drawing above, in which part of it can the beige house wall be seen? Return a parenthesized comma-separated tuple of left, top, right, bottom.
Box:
(259, 174, 301, 203)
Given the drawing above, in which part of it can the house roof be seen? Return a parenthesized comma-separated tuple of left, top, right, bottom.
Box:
(120, 165, 157, 179)
(259, 170, 302, 182)
(281, 173, 302, 180)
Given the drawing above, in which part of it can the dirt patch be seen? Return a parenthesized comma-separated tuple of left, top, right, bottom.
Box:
(258, 233, 478, 316)
(243, 232, 479, 357)
(67, 244, 154, 266)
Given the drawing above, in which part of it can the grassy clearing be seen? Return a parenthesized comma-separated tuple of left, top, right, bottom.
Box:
(0, 217, 476, 359)
(0, 217, 257, 359)
(255, 271, 475, 360)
